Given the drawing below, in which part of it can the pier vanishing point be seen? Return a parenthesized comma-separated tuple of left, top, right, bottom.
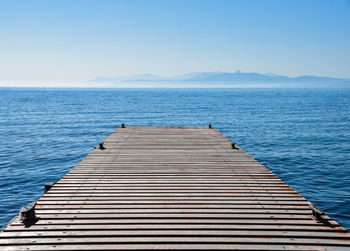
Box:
(1, 126, 350, 250)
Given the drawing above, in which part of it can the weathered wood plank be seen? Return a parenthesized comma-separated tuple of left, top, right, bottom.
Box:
(6, 224, 346, 232)
(9, 218, 339, 226)
(0, 244, 340, 251)
(1, 236, 350, 246)
(2, 230, 350, 239)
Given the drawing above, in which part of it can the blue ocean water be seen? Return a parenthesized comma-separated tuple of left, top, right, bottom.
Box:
(0, 88, 349, 230)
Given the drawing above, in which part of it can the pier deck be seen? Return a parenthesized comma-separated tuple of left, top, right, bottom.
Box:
(1, 127, 349, 250)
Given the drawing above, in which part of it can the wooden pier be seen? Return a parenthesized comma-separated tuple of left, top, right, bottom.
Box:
(1, 126, 350, 250)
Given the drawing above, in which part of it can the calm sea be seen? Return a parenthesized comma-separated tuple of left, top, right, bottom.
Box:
(0, 88, 349, 230)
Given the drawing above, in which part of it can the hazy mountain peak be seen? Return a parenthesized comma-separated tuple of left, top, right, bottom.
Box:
(86, 71, 350, 88)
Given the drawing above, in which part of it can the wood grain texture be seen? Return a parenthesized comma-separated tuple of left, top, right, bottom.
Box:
(1, 127, 349, 250)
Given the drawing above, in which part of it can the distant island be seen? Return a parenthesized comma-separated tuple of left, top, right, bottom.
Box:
(86, 71, 350, 88)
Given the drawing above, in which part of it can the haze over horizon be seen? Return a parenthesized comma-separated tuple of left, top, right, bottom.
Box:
(0, 0, 350, 87)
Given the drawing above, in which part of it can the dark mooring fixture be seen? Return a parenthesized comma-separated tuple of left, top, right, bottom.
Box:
(99, 142, 105, 150)
(308, 202, 326, 222)
(94, 142, 105, 150)
(231, 142, 239, 150)
(19, 202, 37, 223)
(44, 182, 56, 193)
(121, 123, 125, 128)
(208, 124, 212, 129)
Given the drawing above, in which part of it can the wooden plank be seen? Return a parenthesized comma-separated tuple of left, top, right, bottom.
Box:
(35, 204, 310, 209)
(1, 236, 350, 246)
(8, 218, 339, 226)
(2, 230, 350, 239)
(36, 200, 310, 205)
(1, 126, 349, 250)
(34, 209, 311, 214)
(0, 244, 341, 250)
(6, 224, 346, 232)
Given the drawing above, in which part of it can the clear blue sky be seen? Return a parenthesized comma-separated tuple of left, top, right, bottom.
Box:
(0, 0, 349, 85)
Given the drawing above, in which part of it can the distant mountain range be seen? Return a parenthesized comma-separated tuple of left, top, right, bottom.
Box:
(87, 71, 350, 88)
